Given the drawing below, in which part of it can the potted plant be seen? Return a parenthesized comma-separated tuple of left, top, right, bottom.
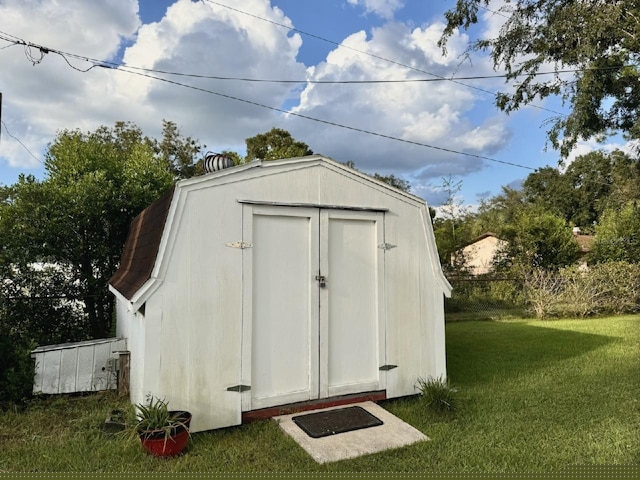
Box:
(125, 396, 192, 457)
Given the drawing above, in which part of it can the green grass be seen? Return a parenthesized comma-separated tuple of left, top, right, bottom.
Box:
(1, 315, 639, 473)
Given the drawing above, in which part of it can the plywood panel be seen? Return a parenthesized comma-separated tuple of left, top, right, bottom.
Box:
(325, 214, 380, 396)
(250, 211, 316, 408)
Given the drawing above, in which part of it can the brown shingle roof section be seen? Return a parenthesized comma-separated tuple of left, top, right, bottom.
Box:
(109, 186, 175, 300)
(574, 234, 594, 253)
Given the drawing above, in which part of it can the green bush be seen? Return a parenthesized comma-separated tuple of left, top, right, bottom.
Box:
(0, 320, 35, 409)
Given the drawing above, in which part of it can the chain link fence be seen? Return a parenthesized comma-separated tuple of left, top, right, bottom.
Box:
(445, 262, 640, 321)
(445, 276, 529, 322)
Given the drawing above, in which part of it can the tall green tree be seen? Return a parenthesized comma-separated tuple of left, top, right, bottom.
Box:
(440, 0, 640, 157)
(473, 185, 525, 236)
(496, 205, 580, 271)
(0, 122, 176, 340)
(522, 150, 640, 228)
(153, 120, 203, 179)
(591, 202, 640, 263)
(522, 166, 575, 222)
(244, 127, 313, 162)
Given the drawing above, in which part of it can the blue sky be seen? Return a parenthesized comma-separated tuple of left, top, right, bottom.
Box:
(0, 0, 625, 208)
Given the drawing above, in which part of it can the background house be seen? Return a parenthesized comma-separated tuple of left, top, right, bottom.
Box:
(109, 155, 451, 432)
(459, 228, 594, 276)
(458, 233, 508, 276)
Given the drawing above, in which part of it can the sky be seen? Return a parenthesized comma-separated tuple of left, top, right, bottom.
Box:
(0, 0, 630, 208)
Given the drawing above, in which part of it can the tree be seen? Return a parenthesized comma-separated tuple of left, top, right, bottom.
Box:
(432, 176, 473, 274)
(496, 205, 580, 271)
(0, 122, 176, 340)
(522, 166, 575, 222)
(372, 173, 411, 192)
(153, 120, 203, 179)
(521, 150, 640, 229)
(244, 127, 313, 162)
(472, 185, 525, 236)
(440, 1, 640, 157)
(591, 202, 640, 263)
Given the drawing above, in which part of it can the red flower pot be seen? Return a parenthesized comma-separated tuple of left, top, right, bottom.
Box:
(138, 411, 192, 457)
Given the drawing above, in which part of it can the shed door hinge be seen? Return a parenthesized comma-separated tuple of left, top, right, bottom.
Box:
(226, 241, 252, 249)
(226, 384, 251, 392)
(379, 364, 398, 371)
(378, 243, 397, 251)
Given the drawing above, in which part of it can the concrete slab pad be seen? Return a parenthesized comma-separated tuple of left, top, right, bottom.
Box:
(275, 401, 428, 464)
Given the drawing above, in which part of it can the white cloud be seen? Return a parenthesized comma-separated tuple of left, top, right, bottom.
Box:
(0, 0, 515, 198)
(347, 0, 404, 19)
(0, 0, 306, 172)
(288, 21, 509, 180)
(562, 138, 635, 171)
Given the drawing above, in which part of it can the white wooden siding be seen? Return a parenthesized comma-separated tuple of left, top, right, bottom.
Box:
(114, 156, 449, 433)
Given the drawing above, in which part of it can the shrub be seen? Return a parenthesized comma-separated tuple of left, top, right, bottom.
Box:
(0, 320, 36, 409)
(523, 262, 640, 318)
(558, 262, 640, 317)
(523, 268, 564, 318)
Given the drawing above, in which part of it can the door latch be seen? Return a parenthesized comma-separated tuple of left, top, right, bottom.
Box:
(315, 274, 327, 288)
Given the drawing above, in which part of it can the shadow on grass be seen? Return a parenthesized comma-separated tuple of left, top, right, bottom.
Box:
(445, 321, 616, 387)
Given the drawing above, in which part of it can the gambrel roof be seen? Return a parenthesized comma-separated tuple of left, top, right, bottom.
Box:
(109, 187, 174, 300)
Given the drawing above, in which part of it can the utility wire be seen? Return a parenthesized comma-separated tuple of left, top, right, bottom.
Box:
(115, 64, 534, 170)
(0, 120, 43, 165)
(200, 0, 565, 116)
(0, 30, 537, 171)
(0, 30, 626, 84)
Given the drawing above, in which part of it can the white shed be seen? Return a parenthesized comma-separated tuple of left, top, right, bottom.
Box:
(109, 155, 451, 433)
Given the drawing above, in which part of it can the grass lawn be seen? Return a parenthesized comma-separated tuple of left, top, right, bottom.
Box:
(1, 315, 638, 473)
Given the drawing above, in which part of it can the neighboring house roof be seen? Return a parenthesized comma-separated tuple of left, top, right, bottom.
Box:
(467, 232, 500, 243)
(574, 234, 594, 253)
(459, 232, 507, 275)
(109, 186, 174, 300)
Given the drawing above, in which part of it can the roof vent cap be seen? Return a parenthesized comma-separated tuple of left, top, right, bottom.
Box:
(204, 152, 234, 173)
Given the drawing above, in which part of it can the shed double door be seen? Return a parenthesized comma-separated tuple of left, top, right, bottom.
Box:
(241, 205, 386, 411)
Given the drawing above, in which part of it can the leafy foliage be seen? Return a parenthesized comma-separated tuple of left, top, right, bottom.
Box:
(522, 262, 640, 318)
(153, 120, 203, 179)
(495, 205, 580, 271)
(124, 396, 191, 442)
(522, 150, 640, 228)
(371, 173, 411, 192)
(591, 202, 640, 263)
(0, 121, 177, 343)
(244, 127, 313, 162)
(0, 320, 35, 409)
(440, 0, 640, 157)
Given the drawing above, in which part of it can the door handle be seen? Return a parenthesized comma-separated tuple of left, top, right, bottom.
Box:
(315, 275, 327, 288)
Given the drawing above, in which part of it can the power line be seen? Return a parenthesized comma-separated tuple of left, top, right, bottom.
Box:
(38, 62, 628, 85)
(114, 64, 534, 171)
(0, 120, 43, 165)
(0, 31, 537, 171)
(0, 30, 625, 84)
(199, 0, 565, 116)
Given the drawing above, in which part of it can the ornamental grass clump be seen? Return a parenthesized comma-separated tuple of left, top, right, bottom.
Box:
(417, 376, 458, 413)
(123, 395, 191, 443)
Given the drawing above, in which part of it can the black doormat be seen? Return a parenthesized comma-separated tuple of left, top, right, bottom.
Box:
(292, 406, 383, 438)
